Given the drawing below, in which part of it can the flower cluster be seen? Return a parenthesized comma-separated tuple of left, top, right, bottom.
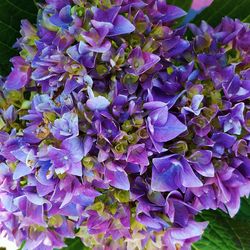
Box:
(0, 0, 250, 249)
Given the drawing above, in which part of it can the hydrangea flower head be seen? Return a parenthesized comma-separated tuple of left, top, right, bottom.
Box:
(0, 0, 250, 250)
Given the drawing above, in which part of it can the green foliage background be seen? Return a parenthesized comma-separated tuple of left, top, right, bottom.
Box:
(0, 0, 249, 249)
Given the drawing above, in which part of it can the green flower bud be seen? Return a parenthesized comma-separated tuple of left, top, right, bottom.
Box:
(0, 116, 5, 130)
(109, 202, 117, 215)
(82, 156, 94, 169)
(32, 225, 46, 232)
(6, 91, 23, 103)
(126, 133, 138, 144)
(20, 177, 28, 187)
(71, 6, 85, 17)
(136, 21, 147, 34)
(58, 173, 66, 179)
(122, 120, 133, 132)
(0, 96, 7, 109)
(97, 137, 107, 147)
(151, 26, 165, 39)
(114, 140, 128, 154)
(20, 100, 31, 110)
(91, 201, 105, 214)
(167, 67, 174, 75)
(143, 39, 160, 53)
(96, 64, 108, 75)
(187, 85, 202, 99)
(129, 34, 142, 47)
(131, 217, 146, 231)
(133, 117, 144, 127)
(43, 112, 57, 122)
(98, 0, 111, 8)
(203, 81, 214, 96)
(48, 215, 63, 228)
(114, 190, 130, 203)
(123, 74, 139, 84)
(25, 36, 38, 46)
(20, 49, 29, 59)
(169, 141, 188, 154)
(137, 128, 148, 139)
(202, 106, 217, 121)
(115, 55, 125, 66)
(210, 90, 223, 109)
(157, 213, 172, 225)
(9, 162, 16, 172)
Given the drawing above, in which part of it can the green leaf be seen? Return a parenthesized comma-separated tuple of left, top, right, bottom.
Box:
(193, 0, 250, 26)
(0, 0, 37, 76)
(54, 238, 90, 250)
(193, 198, 250, 250)
(168, 0, 193, 11)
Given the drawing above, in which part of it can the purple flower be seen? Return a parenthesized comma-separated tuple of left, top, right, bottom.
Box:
(147, 113, 187, 143)
(212, 132, 236, 155)
(49, 5, 73, 29)
(86, 96, 110, 111)
(161, 36, 190, 58)
(147, 0, 186, 23)
(1, 105, 17, 124)
(151, 154, 203, 192)
(127, 47, 160, 76)
(208, 163, 248, 217)
(4, 57, 31, 90)
(188, 150, 214, 177)
(127, 143, 149, 169)
(67, 42, 97, 68)
(0, 130, 22, 162)
(163, 220, 208, 250)
(48, 137, 84, 176)
(223, 75, 250, 102)
(144, 101, 169, 126)
(215, 17, 245, 44)
(45, 0, 71, 10)
(165, 191, 198, 227)
(86, 87, 110, 111)
(232, 139, 248, 157)
(51, 112, 79, 140)
(92, 6, 135, 37)
(182, 94, 204, 116)
(218, 102, 245, 135)
(2, 0, 250, 248)
(191, 116, 211, 137)
(105, 162, 130, 191)
(12, 147, 37, 180)
(80, 25, 111, 53)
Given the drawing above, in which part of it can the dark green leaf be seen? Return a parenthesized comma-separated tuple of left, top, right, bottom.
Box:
(193, 198, 250, 250)
(0, 0, 37, 76)
(54, 237, 90, 250)
(193, 0, 250, 26)
(168, 0, 193, 11)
